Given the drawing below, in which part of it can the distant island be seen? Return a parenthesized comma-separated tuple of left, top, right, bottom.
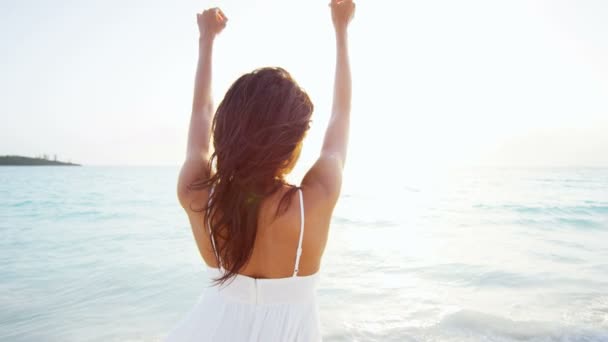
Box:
(0, 155, 81, 166)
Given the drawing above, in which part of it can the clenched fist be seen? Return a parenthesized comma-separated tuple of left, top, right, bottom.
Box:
(330, 0, 355, 33)
(197, 8, 228, 39)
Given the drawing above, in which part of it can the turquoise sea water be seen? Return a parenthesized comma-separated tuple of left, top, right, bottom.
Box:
(1, 166, 607, 341)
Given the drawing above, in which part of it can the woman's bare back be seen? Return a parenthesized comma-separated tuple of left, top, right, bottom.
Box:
(183, 183, 333, 279)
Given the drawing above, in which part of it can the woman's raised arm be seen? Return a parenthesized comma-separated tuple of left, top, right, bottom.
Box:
(177, 8, 227, 206)
(303, 0, 355, 203)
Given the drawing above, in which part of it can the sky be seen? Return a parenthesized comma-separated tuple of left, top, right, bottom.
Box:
(1, 0, 607, 177)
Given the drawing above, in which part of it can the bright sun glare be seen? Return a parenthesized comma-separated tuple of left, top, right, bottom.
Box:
(0, 0, 607, 170)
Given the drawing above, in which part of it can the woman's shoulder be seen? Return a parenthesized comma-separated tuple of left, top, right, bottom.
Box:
(301, 155, 343, 211)
(258, 185, 319, 235)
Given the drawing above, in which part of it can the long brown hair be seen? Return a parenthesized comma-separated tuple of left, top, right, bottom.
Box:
(188, 67, 313, 284)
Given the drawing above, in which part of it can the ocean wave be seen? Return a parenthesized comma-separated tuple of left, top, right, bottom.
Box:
(471, 203, 608, 230)
(514, 218, 604, 230)
(474, 204, 608, 216)
(408, 263, 608, 289)
(431, 310, 608, 342)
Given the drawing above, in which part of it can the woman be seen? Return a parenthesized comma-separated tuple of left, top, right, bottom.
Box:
(167, 1, 355, 340)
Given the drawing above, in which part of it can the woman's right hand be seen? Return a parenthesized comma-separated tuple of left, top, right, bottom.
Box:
(330, 0, 355, 33)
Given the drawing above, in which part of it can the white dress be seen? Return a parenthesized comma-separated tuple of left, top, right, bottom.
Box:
(165, 190, 322, 342)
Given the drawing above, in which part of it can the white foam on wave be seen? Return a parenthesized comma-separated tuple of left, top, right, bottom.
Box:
(427, 310, 608, 342)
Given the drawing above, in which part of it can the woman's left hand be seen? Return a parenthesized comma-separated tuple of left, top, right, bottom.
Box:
(197, 8, 228, 39)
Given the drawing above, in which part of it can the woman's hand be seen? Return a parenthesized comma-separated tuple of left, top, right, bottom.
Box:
(330, 0, 355, 33)
(197, 8, 228, 40)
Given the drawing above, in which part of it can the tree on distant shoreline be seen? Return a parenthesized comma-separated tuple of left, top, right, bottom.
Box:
(0, 155, 80, 166)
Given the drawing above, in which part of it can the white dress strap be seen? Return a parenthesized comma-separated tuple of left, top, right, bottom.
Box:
(293, 189, 305, 277)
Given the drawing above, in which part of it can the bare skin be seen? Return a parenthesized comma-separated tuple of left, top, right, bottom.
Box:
(177, 1, 355, 279)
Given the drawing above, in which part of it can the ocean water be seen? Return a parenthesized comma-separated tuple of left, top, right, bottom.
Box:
(1, 166, 607, 341)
